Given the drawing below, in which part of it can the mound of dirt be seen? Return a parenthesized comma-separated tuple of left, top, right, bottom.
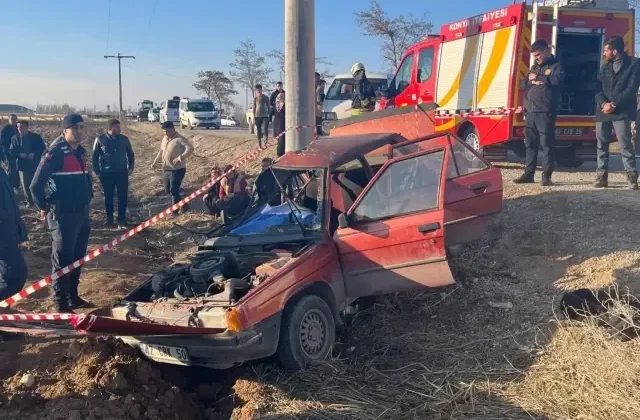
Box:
(0, 337, 205, 420)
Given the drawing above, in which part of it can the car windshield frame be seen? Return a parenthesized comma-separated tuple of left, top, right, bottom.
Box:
(325, 78, 389, 101)
(188, 102, 215, 112)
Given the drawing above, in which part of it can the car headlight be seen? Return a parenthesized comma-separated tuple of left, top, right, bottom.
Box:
(324, 112, 337, 120)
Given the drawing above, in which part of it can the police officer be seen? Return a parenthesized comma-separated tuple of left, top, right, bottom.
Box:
(350, 62, 377, 116)
(30, 113, 93, 313)
(0, 167, 28, 302)
(92, 119, 135, 229)
(514, 40, 565, 186)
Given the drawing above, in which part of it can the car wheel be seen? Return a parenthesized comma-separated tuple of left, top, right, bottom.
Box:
(460, 125, 486, 160)
(277, 294, 335, 370)
(214, 124, 220, 130)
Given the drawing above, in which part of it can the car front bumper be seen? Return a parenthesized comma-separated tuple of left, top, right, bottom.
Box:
(117, 311, 281, 369)
(192, 120, 219, 127)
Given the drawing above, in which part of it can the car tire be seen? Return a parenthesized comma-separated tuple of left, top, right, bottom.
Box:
(277, 294, 335, 370)
(555, 147, 584, 168)
(214, 124, 220, 130)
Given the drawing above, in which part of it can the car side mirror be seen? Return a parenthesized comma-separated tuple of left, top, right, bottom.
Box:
(338, 213, 350, 229)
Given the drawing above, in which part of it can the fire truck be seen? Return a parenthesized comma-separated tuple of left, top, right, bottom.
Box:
(378, 0, 635, 167)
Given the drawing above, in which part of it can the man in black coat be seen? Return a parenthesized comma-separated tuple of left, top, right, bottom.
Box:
(0, 167, 28, 302)
(92, 119, 135, 228)
(594, 36, 640, 189)
(514, 40, 565, 186)
(9, 120, 46, 207)
(0, 114, 19, 191)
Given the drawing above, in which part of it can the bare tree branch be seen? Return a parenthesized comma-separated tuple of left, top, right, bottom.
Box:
(267, 49, 334, 80)
(355, 0, 432, 70)
(229, 40, 273, 96)
(193, 70, 238, 111)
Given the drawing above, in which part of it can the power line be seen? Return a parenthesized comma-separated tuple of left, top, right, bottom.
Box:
(104, 54, 136, 115)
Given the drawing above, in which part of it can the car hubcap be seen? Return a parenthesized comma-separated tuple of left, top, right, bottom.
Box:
(464, 131, 481, 160)
(299, 309, 327, 359)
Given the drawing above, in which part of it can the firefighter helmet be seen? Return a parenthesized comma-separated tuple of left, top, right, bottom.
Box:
(350, 62, 365, 75)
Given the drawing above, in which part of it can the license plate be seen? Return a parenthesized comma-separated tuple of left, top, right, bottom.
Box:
(556, 128, 583, 136)
(139, 343, 191, 365)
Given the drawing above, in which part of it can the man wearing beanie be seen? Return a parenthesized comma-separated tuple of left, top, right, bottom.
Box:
(30, 113, 93, 313)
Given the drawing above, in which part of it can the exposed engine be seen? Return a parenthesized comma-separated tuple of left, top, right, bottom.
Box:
(140, 250, 295, 306)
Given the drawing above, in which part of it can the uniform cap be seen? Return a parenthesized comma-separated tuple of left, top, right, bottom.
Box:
(62, 113, 84, 129)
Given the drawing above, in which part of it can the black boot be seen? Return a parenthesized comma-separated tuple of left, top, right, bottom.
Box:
(627, 171, 639, 190)
(541, 173, 553, 186)
(55, 303, 75, 314)
(513, 173, 535, 184)
(69, 296, 94, 310)
(593, 174, 608, 188)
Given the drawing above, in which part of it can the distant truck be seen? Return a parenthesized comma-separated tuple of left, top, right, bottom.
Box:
(137, 100, 154, 121)
(377, 0, 635, 167)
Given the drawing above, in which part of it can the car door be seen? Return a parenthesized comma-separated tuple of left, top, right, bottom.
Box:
(388, 51, 417, 107)
(332, 142, 454, 299)
(442, 135, 503, 246)
(416, 46, 436, 105)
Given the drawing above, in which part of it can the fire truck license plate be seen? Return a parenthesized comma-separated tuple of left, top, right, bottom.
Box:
(556, 128, 583, 136)
(139, 343, 191, 365)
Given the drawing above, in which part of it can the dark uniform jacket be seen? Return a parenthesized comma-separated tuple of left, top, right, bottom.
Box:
(9, 132, 46, 172)
(351, 70, 377, 111)
(30, 136, 93, 215)
(595, 53, 640, 122)
(0, 124, 16, 163)
(92, 133, 135, 174)
(0, 168, 27, 247)
(520, 55, 565, 113)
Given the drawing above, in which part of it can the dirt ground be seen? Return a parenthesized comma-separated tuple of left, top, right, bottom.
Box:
(2, 120, 640, 419)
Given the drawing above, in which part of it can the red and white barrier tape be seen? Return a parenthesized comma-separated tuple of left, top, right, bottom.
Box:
(0, 312, 78, 322)
(0, 124, 316, 308)
(435, 107, 524, 118)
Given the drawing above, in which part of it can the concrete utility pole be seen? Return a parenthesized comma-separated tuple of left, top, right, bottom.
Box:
(284, 0, 315, 152)
(104, 53, 135, 117)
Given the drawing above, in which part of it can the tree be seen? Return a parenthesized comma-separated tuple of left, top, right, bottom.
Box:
(355, 0, 432, 70)
(192, 70, 238, 110)
(267, 49, 334, 81)
(229, 40, 273, 97)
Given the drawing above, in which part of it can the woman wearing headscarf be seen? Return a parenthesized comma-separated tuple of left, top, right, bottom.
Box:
(272, 92, 286, 157)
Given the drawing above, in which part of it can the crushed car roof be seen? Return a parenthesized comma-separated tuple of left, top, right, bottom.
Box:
(274, 132, 402, 169)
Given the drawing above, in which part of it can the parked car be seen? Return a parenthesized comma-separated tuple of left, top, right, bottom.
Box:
(148, 107, 160, 122)
(111, 131, 503, 370)
(159, 97, 180, 124)
(221, 115, 239, 127)
(179, 97, 221, 129)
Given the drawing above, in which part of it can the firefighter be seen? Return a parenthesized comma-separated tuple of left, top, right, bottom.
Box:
(30, 113, 93, 313)
(350, 63, 377, 116)
(514, 40, 565, 186)
(0, 167, 28, 302)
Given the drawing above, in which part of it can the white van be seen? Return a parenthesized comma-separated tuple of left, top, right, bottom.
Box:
(179, 98, 220, 130)
(159, 97, 180, 124)
(322, 72, 390, 121)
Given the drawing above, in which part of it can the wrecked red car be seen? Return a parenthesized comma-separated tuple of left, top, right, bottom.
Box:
(111, 132, 503, 369)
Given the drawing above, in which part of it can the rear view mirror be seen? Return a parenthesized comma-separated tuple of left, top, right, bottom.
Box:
(338, 213, 349, 229)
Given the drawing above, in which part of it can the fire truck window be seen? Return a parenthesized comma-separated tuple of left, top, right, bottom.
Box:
(446, 137, 489, 179)
(391, 54, 414, 94)
(351, 150, 443, 222)
(417, 47, 434, 83)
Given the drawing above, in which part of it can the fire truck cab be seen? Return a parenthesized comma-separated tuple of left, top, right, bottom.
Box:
(379, 0, 635, 167)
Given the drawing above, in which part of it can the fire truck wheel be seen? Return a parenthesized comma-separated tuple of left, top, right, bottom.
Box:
(277, 294, 336, 370)
(461, 125, 484, 159)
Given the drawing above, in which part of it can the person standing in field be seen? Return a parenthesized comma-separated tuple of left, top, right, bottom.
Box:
(272, 92, 286, 157)
(0, 166, 28, 302)
(593, 36, 640, 190)
(92, 119, 135, 229)
(9, 120, 46, 207)
(151, 121, 194, 213)
(30, 113, 93, 313)
(514, 39, 565, 187)
(1, 114, 19, 191)
(253, 84, 270, 147)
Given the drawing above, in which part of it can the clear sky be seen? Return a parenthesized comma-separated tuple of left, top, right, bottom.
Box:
(0, 0, 509, 111)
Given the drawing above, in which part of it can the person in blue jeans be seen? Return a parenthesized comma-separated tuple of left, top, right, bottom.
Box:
(594, 36, 640, 190)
